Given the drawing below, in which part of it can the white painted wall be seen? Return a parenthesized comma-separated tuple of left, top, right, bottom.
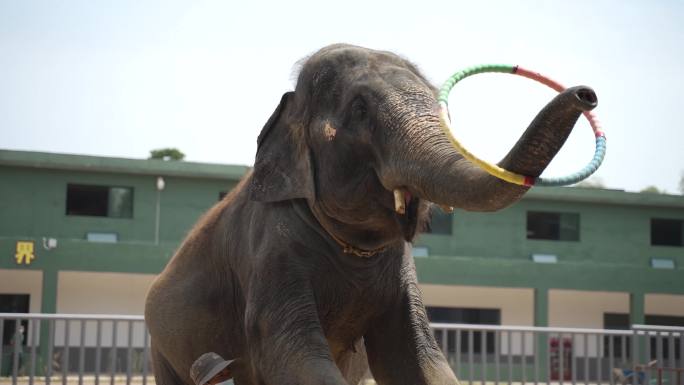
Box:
(549, 289, 630, 357)
(56, 271, 156, 315)
(645, 294, 684, 316)
(420, 284, 534, 355)
(549, 289, 629, 328)
(55, 271, 157, 347)
(420, 284, 534, 326)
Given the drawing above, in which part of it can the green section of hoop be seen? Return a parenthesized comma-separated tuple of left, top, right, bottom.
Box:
(438, 64, 516, 104)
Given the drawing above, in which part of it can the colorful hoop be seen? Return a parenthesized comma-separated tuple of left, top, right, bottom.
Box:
(437, 64, 606, 187)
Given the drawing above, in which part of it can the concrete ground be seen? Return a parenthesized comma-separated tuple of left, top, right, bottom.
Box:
(0, 375, 156, 385)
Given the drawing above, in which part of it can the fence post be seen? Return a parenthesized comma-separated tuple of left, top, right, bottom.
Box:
(39, 269, 58, 376)
(535, 288, 549, 382)
(629, 292, 646, 367)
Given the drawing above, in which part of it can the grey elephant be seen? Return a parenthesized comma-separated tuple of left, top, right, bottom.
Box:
(145, 44, 597, 385)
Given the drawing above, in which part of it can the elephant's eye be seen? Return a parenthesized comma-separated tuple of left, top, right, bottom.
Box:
(350, 97, 368, 121)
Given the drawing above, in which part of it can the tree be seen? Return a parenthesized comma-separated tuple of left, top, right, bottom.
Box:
(149, 148, 185, 161)
(640, 185, 663, 194)
(574, 177, 605, 188)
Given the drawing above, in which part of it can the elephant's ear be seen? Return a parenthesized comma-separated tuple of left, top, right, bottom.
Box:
(249, 92, 315, 202)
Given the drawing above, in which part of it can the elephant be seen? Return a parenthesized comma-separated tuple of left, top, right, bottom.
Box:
(144, 44, 597, 385)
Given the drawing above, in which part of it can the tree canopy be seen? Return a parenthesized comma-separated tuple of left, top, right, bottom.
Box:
(574, 177, 605, 189)
(149, 148, 185, 161)
(640, 185, 664, 194)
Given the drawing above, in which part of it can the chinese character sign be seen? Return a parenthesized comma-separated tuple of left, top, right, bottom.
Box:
(15, 241, 35, 265)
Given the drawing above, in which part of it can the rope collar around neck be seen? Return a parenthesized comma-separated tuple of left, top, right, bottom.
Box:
(301, 202, 386, 258)
(326, 228, 386, 258)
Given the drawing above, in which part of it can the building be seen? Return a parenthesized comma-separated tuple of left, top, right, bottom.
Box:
(1, 149, 683, 336)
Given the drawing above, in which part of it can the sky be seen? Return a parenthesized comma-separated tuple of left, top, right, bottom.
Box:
(1, 0, 683, 193)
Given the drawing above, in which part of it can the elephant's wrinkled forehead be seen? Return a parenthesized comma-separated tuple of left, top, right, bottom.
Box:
(296, 44, 430, 98)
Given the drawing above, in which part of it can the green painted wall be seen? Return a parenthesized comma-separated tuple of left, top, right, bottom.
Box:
(1, 150, 683, 306)
(0, 166, 236, 244)
(415, 197, 684, 269)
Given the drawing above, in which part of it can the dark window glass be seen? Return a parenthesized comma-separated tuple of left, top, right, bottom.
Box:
(651, 218, 683, 246)
(427, 307, 500, 354)
(108, 187, 133, 218)
(426, 205, 453, 235)
(603, 313, 684, 359)
(527, 211, 579, 241)
(66, 184, 133, 218)
(0, 294, 30, 345)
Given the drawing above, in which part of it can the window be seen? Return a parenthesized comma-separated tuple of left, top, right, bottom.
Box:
(427, 307, 500, 354)
(651, 218, 683, 246)
(650, 258, 675, 269)
(527, 211, 579, 241)
(412, 246, 429, 257)
(66, 184, 133, 218)
(86, 232, 118, 243)
(426, 205, 453, 235)
(604, 313, 684, 359)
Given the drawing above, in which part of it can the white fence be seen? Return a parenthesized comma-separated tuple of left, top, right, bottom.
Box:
(1, 313, 682, 385)
(0, 313, 149, 385)
(431, 323, 683, 385)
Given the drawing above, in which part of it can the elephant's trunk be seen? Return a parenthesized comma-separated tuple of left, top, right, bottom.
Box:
(381, 86, 597, 212)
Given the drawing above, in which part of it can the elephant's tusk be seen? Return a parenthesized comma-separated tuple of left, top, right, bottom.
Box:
(439, 205, 454, 213)
(393, 189, 406, 214)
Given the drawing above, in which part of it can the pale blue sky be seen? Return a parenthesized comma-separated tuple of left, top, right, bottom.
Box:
(1, 1, 682, 193)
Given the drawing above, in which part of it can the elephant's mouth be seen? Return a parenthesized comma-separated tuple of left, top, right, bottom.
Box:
(395, 192, 422, 241)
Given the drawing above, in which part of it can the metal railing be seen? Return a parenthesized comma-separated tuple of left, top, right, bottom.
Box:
(631, 325, 684, 385)
(431, 323, 684, 385)
(1, 313, 683, 385)
(0, 313, 150, 385)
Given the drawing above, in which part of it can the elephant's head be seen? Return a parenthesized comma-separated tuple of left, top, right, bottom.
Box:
(249, 44, 597, 254)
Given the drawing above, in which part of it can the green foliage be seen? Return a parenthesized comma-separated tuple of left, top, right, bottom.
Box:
(149, 148, 185, 161)
(640, 185, 663, 194)
(574, 177, 605, 189)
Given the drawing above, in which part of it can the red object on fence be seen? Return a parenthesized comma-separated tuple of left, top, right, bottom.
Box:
(550, 337, 573, 381)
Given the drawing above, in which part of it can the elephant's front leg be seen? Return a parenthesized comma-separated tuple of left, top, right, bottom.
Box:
(364, 265, 459, 385)
(244, 264, 346, 385)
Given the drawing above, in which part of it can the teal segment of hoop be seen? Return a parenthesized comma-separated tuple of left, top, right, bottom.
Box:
(534, 136, 606, 186)
(438, 64, 515, 104)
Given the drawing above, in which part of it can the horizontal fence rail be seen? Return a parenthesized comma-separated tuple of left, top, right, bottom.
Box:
(0, 314, 150, 385)
(431, 323, 683, 385)
(1, 314, 683, 385)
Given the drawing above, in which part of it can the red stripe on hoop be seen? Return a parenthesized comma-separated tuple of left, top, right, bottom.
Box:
(515, 66, 565, 92)
(583, 111, 603, 137)
(524, 176, 536, 186)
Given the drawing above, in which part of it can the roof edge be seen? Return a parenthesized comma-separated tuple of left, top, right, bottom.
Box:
(2, 149, 683, 207)
(522, 185, 684, 208)
(0, 149, 250, 180)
